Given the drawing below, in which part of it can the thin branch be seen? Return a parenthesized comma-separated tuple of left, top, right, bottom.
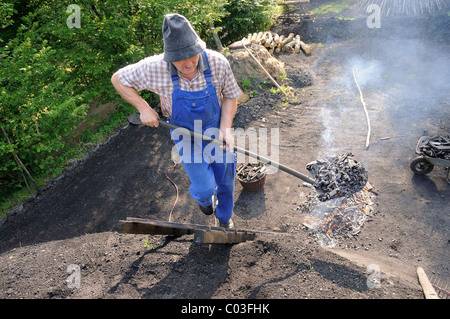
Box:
(1, 126, 41, 194)
(352, 66, 371, 150)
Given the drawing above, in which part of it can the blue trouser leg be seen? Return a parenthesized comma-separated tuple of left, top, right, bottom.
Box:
(182, 160, 216, 207)
(211, 154, 236, 224)
(176, 138, 236, 224)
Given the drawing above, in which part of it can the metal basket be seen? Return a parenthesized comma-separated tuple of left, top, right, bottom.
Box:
(237, 174, 266, 192)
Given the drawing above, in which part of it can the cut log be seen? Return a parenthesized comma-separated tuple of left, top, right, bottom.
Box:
(256, 32, 264, 43)
(294, 35, 301, 52)
(300, 40, 311, 54)
(282, 32, 295, 45)
(264, 32, 273, 47)
(284, 42, 294, 52)
(272, 33, 280, 44)
(284, 35, 298, 52)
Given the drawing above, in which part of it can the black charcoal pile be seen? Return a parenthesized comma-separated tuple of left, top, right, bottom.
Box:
(417, 135, 450, 160)
(306, 152, 368, 201)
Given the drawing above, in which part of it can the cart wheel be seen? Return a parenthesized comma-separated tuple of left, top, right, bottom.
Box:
(410, 157, 434, 175)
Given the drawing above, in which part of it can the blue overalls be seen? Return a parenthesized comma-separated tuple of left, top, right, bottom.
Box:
(168, 51, 236, 224)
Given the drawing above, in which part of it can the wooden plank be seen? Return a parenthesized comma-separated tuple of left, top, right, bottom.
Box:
(120, 217, 289, 243)
(121, 217, 239, 236)
(417, 267, 440, 299)
(121, 218, 197, 236)
(194, 229, 256, 244)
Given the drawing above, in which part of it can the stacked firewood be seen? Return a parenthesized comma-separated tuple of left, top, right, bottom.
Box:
(246, 31, 311, 55)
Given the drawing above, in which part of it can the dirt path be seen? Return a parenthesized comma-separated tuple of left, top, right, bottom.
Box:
(1, 3, 449, 301)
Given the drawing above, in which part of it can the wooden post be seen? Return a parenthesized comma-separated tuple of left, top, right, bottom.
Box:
(210, 22, 223, 51)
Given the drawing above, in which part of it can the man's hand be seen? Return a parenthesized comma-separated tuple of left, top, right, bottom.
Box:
(219, 127, 235, 153)
(140, 107, 160, 127)
(111, 72, 159, 127)
(219, 97, 238, 152)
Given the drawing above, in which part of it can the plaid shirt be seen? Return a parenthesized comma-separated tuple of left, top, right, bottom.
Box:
(117, 49, 241, 117)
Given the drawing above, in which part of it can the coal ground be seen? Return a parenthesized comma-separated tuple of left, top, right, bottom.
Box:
(1, 1, 449, 306)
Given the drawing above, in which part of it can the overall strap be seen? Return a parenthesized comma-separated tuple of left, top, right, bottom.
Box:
(171, 74, 180, 87)
(202, 51, 212, 84)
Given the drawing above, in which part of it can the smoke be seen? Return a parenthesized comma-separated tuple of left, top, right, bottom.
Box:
(348, 57, 385, 88)
(316, 17, 450, 156)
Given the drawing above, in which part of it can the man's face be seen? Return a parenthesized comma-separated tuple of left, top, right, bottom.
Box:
(172, 54, 200, 79)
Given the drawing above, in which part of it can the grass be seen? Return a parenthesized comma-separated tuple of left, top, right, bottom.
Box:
(310, 0, 357, 16)
(241, 77, 252, 92)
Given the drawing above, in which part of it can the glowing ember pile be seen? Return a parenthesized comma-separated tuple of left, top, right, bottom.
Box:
(299, 183, 377, 248)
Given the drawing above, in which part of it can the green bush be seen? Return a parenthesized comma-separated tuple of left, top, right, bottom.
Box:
(0, 0, 278, 212)
(219, 0, 280, 45)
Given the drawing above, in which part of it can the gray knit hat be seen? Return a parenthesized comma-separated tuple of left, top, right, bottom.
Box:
(162, 13, 206, 62)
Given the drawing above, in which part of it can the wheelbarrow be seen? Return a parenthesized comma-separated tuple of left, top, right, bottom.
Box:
(410, 135, 450, 183)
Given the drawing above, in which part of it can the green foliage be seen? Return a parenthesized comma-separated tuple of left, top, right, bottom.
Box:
(0, 1, 15, 29)
(0, 0, 277, 212)
(219, 0, 280, 45)
(142, 237, 153, 250)
(309, 0, 356, 16)
(241, 77, 252, 91)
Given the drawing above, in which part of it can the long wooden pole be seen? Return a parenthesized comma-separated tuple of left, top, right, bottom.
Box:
(242, 40, 288, 96)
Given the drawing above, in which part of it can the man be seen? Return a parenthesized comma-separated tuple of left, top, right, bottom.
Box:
(111, 13, 241, 228)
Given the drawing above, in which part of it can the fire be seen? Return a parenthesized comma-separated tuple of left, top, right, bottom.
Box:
(299, 183, 377, 248)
